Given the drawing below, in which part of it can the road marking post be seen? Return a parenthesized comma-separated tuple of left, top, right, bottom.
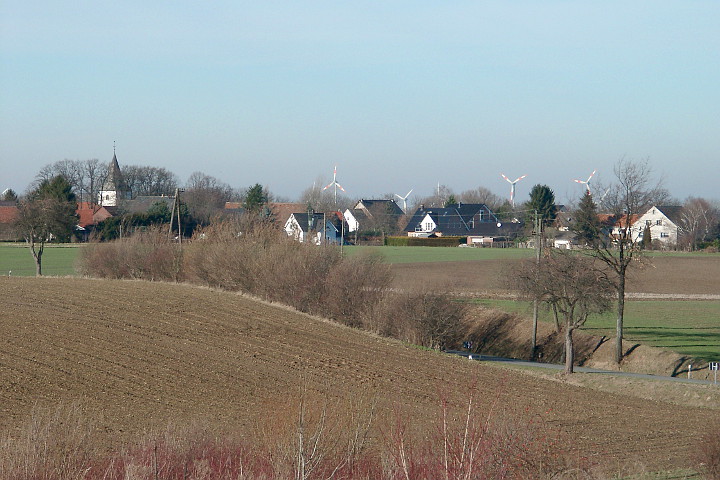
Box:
(710, 362, 719, 385)
(688, 364, 692, 379)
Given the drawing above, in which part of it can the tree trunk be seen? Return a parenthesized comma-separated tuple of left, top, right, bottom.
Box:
(531, 299, 538, 360)
(30, 239, 43, 276)
(564, 325, 575, 374)
(615, 267, 626, 364)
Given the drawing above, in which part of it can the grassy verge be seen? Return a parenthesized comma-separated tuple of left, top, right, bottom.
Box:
(474, 298, 720, 362)
(0, 243, 81, 277)
(344, 245, 534, 263)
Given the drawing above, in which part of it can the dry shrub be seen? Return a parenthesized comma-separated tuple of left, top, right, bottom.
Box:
(383, 379, 591, 480)
(699, 426, 720, 480)
(78, 227, 182, 281)
(254, 385, 379, 480)
(183, 218, 393, 321)
(323, 250, 392, 327)
(379, 291, 466, 350)
(0, 401, 102, 480)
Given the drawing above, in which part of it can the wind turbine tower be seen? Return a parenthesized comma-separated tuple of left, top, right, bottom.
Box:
(501, 173, 527, 208)
(573, 170, 596, 194)
(322, 165, 346, 205)
(394, 189, 413, 213)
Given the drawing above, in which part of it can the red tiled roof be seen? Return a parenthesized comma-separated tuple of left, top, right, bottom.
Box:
(76, 202, 113, 228)
(0, 203, 18, 224)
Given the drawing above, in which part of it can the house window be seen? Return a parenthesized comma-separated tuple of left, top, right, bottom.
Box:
(656, 220, 662, 225)
(645, 220, 651, 226)
(424, 222, 433, 231)
(660, 232, 669, 238)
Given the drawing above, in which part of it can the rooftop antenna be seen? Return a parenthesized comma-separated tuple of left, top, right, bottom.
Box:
(394, 189, 413, 213)
(322, 165, 345, 205)
(573, 169, 596, 194)
(500, 173, 527, 208)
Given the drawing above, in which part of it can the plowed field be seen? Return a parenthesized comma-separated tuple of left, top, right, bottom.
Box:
(1, 276, 717, 472)
(390, 254, 720, 296)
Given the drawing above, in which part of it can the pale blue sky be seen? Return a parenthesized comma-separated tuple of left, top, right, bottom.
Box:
(2, 1, 718, 203)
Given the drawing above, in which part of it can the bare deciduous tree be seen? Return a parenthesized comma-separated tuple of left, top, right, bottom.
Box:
(515, 251, 614, 373)
(583, 158, 665, 363)
(122, 165, 179, 197)
(33, 159, 109, 204)
(678, 197, 719, 251)
(182, 171, 236, 225)
(15, 176, 78, 275)
(459, 186, 503, 210)
(298, 177, 350, 213)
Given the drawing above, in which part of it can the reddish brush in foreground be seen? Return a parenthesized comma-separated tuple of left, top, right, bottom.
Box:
(0, 384, 598, 480)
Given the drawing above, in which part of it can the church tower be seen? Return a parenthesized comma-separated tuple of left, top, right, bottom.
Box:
(98, 147, 130, 207)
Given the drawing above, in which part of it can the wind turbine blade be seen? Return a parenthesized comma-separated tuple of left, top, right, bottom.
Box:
(323, 182, 334, 190)
(574, 179, 585, 184)
(501, 173, 511, 183)
(394, 193, 402, 200)
(514, 175, 527, 183)
(405, 189, 413, 198)
(587, 170, 596, 182)
(336, 183, 345, 192)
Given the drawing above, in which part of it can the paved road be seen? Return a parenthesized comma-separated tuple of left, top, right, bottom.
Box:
(444, 350, 718, 385)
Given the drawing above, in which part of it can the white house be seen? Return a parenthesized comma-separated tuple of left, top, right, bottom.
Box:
(343, 199, 404, 234)
(284, 212, 343, 245)
(635, 205, 684, 247)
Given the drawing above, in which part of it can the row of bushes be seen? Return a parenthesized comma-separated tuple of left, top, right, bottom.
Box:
(78, 219, 466, 350)
(384, 236, 466, 247)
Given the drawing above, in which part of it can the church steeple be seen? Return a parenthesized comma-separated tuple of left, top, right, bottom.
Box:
(98, 145, 130, 206)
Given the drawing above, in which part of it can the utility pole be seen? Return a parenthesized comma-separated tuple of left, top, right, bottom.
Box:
(531, 209, 542, 360)
(168, 188, 183, 244)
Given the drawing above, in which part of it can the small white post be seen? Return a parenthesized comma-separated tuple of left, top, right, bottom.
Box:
(688, 364, 692, 379)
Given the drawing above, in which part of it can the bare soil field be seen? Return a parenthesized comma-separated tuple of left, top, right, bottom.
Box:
(390, 254, 720, 296)
(0, 276, 718, 473)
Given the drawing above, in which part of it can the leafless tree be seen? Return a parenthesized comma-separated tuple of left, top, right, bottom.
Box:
(298, 177, 350, 213)
(182, 171, 237, 225)
(417, 184, 455, 209)
(515, 251, 614, 373)
(122, 165, 179, 197)
(15, 176, 78, 275)
(33, 159, 108, 204)
(583, 158, 665, 363)
(459, 186, 503, 210)
(678, 197, 719, 251)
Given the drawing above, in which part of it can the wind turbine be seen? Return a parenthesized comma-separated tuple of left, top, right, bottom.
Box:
(573, 170, 596, 194)
(394, 189, 413, 213)
(322, 165, 345, 204)
(500, 173, 527, 208)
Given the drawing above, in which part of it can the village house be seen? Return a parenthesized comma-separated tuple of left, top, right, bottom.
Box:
(404, 203, 523, 245)
(634, 205, 684, 247)
(284, 211, 344, 245)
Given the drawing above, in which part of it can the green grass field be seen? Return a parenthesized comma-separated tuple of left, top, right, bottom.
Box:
(344, 245, 535, 263)
(475, 298, 720, 362)
(0, 243, 81, 276)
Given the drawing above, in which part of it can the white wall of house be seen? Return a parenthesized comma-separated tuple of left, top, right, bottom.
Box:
(284, 215, 305, 242)
(635, 206, 679, 245)
(408, 213, 437, 237)
(344, 209, 360, 233)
